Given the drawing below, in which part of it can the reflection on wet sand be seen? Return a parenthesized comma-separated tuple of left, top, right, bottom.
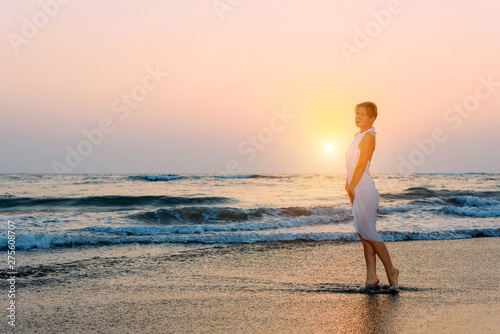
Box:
(351, 293, 401, 333)
(267, 281, 407, 333)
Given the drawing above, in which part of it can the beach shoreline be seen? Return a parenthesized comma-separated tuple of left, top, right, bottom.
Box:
(9, 237, 500, 333)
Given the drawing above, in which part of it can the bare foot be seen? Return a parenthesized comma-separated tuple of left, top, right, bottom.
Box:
(365, 278, 379, 287)
(388, 268, 399, 287)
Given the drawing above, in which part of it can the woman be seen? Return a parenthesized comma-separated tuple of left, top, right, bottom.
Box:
(345, 101, 399, 289)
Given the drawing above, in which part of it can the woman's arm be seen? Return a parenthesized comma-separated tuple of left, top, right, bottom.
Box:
(347, 133, 376, 203)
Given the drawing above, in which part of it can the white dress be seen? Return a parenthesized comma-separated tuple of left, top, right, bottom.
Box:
(345, 126, 383, 242)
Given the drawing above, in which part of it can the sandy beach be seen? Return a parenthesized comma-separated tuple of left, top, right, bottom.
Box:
(8, 237, 498, 333)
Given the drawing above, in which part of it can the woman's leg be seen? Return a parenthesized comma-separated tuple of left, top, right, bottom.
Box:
(364, 239, 399, 286)
(358, 233, 378, 284)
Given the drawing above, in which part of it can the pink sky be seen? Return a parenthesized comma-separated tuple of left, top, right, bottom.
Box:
(1, 0, 499, 173)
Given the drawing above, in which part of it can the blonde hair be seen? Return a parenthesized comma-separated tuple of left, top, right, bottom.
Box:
(355, 101, 378, 120)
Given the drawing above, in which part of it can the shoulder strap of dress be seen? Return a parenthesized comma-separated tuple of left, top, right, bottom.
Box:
(360, 127, 377, 137)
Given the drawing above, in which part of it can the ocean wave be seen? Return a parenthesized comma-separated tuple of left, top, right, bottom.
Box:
(130, 174, 186, 181)
(414, 172, 487, 175)
(380, 228, 500, 241)
(381, 187, 500, 201)
(130, 205, 351, 224)
(0, 231, 344, 251)
(447, 196, 500, 208)
(440, 206, 500, 218)
(129, 204, 417, 224)
(2, 226, 498, 250)
(128, 174, 289, 181)
(87, 212, 351, 235)
(213, 175, 255, 179)
(213, 174, 288, 179)
(407, 198, 447, 206)
(0, 195, 233, 209)
(376, 206, 414, 214)
(381, 187, 440, 200)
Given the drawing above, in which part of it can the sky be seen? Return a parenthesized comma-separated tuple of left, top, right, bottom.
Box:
(1, 0, 499, 174)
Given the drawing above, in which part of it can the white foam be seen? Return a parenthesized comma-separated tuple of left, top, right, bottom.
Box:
(450, 196, 500, 207)
(87, 212, 353, 235)
(2, 224, 499, 250)
(442, 206, 500, 218)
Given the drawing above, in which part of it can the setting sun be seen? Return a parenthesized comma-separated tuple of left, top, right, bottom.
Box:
(326, 144, 334, 152)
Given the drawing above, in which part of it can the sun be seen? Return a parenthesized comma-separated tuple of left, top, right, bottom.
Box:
(326, 144, 334, 152)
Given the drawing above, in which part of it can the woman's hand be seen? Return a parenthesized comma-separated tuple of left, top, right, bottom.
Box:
(345, 180, 354, 204)
(348, 187, 355, 204)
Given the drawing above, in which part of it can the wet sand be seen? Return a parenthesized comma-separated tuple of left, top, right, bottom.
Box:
(11, 237, 500, 333)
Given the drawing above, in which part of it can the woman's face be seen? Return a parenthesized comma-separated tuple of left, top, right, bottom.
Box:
(355, 107, 375, 128)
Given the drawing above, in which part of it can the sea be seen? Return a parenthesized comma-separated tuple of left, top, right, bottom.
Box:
(1, 173, 499, 268)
